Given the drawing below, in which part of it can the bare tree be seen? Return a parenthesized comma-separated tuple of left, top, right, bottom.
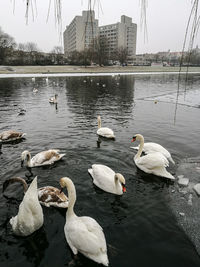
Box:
(91, 36, 109, 66)
(18, 43, 27, 51)
(51, 46, 63, 54)
(50, 46, 64, 64)
(0, 27, 16, 64)
(25, 42, 39, 52)
(114, 47, 128, 65)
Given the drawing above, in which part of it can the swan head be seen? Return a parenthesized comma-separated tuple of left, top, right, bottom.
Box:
(59, 177, 76, 210)
(115, 173, 126, 193)
(131, 134, 144, 143)
(60, 177, 71, 188)
(21, 150, 30, 166)
(59, 177, 75, 195)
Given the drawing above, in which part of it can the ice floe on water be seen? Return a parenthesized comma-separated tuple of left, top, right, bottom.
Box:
(1, 71, 200, 79)
(169, 157, 200, 254)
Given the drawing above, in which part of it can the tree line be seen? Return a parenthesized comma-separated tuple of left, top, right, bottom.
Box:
(0, 27, 64, 65)
(1, 26, 199, 67)
(67, 36, 129, 66)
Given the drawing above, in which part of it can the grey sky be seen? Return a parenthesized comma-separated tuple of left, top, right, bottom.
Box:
(0, 0, 199, 54)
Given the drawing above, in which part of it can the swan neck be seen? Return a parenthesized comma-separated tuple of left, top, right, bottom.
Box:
(17, 177, 28, 192)
(66, 183, 76, 218)
(98, 116, 101, 129)
(135, 136, 144, 159)
(115, 178, 121, 193)
(27, 152, 31, 167)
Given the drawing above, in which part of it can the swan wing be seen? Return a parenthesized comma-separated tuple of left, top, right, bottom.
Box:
(137, 152, 169, 169)
(38, 186, 68, 208)
(97, 127, 115, 138)
(143, 142, 170, 157)
(131, 142, 175, 164)
(66, 216, 107, 256)
(91, 164, 115, 179)
(31, 150, 64, 166)
(89, 164, 116, 192)
(0, 130, 25, 141)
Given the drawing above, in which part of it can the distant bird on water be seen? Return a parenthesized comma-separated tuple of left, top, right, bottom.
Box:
(33, 88, 38, 93)
(49, 94, 58, 104)
(97, 116, 115, 139)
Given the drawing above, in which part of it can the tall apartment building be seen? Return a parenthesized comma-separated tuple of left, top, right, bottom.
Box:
(63, 11, 98, 57)
(99, 15, 137, 61)
(63, 11, 137, 61)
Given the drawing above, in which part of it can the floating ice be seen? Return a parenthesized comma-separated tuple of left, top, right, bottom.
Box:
(193, 184, 200, 196)
(178, 177, 189, 187)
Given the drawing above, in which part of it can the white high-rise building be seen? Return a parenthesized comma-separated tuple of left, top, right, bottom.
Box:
(63, 12, 137, 61)
(63, 11, 98, 57)
(99, 15, 137, 61)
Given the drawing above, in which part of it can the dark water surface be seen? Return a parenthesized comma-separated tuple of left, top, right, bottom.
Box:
(0, 73, 200, 267)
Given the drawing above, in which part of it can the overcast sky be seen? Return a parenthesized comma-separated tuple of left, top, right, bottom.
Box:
(0, 0, 199, 54)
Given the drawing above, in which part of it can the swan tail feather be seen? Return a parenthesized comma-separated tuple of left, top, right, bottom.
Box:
(160, 169, 175, 180)
(169, 156, 175, 165)
(59, 154, 65, 159)
(88, 168, 94, 179)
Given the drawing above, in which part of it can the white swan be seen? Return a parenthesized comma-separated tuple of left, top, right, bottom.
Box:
(131, 141, 175, 164)
(33, 88, 38, 93)
(131, 134, 175, 180)
(3, 177, 69, 208)
(60, 177, 109, 266)
(0, 130, 26, 143)
(49, 94, 58, 104)
(21, 149, 65, 168)
(9, 176, 44, 236)
(97, 115, 115, 139)
(88, 164, 126, 195)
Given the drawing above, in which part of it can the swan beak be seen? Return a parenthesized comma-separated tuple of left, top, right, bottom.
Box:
(131, 136, 136, 143)
(122, 184, 126, 193)
(21, 160, 24, 167)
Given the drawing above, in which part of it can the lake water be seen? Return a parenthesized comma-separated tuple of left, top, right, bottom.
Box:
(0, 73, 200, 267)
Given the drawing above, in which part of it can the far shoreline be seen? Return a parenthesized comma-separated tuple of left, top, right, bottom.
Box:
(1, 65, 200, 77)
